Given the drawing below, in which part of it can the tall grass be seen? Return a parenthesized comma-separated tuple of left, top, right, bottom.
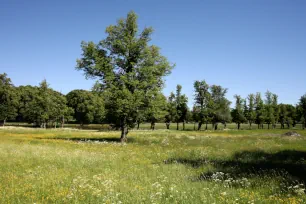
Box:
(0, 127, 305, 203)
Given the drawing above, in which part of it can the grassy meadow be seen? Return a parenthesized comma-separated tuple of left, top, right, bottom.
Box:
(1, 127, 306, 203)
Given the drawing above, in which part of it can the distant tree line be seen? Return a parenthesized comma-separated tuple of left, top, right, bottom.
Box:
(1, 11, 306, 143)
(1, 73, 305, 131)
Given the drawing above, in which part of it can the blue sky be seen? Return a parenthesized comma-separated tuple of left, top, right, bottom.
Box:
(1, 0, 306, 107)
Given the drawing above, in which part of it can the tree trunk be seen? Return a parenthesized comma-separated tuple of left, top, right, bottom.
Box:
(177, 122, 179, 130)
(183, 120, 185, 131)
(166, 122, 170, 129)
(2, 119, 6, 127)
(120, 126, 128, 143)
(151, 122, 155, 130)
(194, 122, 196, 130)
(258, 124, 259, 129)
(61, 116, 65, 128)
(214, 123, 218, 130)
(224, 123, 227, 129)
(238, 123, 240, 130)
(137, 122, 140, 130)
(249, 122, 252, 129)
(205, 122, 208, 130)
(268, 123, 270, 129)
(198, 122, 202, 131)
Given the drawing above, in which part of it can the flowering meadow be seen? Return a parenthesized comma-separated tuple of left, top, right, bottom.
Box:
(0, 127, 306, 203)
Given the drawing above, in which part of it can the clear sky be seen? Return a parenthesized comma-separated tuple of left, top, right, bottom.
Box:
(1, 0, 306, 107)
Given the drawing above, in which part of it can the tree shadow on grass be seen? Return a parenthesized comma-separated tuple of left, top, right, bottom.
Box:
(165, 150, 306, 185)
(38, 137, 136, 143)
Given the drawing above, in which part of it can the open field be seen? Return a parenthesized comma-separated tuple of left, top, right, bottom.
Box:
(1, 127, 306, 203)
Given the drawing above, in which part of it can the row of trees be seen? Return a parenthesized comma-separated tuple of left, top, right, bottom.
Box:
(231, 91, 306, 130)
(1, 72, 305, 130)
(1, 11, 306, 142)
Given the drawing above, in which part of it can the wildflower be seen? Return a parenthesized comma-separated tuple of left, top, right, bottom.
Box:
(221, 191, 227, 196)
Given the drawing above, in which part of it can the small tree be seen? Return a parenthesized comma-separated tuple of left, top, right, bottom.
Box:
(272, 94, 279, 129)
(232, 95, 246, 130)
(191, 105, 200, 130)
(255, 93, 266, 129)
(286, 104, 297, 128)
(264, 91, 275, 129)
(210, 85, 231, 130)
(174, 85, 182, 130)
(165, 92, 176, 129)
(180, 95, 189, 130)
(173, 85, 188, 130)
(246, 94, 256, 129)
(145, 93, 167, 130)
(279, 104, 287, 129)
(193, 80, 211, 130)
(298, 94, 306, 129)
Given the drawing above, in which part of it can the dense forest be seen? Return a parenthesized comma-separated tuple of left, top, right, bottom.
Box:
(1, 11, 306, 142)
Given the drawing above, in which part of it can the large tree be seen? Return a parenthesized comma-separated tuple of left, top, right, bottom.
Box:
(0, 73, 18, 126)
(76, 11, 173, 142)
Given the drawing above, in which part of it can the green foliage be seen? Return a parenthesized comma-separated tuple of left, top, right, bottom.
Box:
(0, 73, 18, 125)
(264, 91, 276, 129)
(76, 11, 173, 141)
(145, 92, 167, 129)
(231, 95, 246, 129)
(16, 85, 39, 122)
(255, 93, 266, 128)
(193, 80, 211, 130)
(66, 90, 105, 126)
(165, 92, 176, 129)
(272, 94, 279, 128)
(278, 103, 297, 129)
(298, 94, 306, 128)
(244, 94, 256, 128)
(21, 80, 70, 127)
(173, 85, 189, 130)
(210, 85, 231, 129)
